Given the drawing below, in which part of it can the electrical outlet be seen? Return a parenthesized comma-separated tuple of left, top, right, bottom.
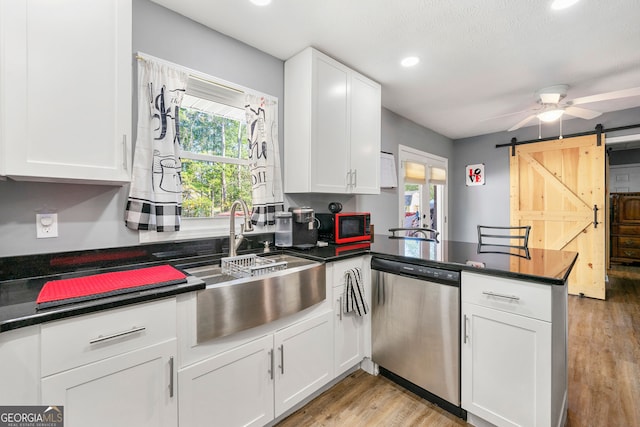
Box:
(36, 213, 58, 238)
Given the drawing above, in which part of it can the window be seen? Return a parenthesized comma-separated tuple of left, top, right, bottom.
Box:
(179, 89, 252, 220)
(138, 69, 268, 244)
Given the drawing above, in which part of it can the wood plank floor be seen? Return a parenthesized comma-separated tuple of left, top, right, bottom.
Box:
(276, 266, 640, 427)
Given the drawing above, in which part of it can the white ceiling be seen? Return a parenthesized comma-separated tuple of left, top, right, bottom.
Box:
(151, 0, 640, 140)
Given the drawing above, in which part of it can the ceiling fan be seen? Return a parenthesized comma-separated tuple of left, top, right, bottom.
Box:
(508, 84, 640, 131)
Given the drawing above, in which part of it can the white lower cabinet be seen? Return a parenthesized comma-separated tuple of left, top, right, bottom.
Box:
(41, 339, 177, 427)
(39, 299, 178, 427)
(329, 257, 367, 376)
(0, 325, 40, 404)
(461, 272, 567, 427)
(178, 310, 333, 427)
(274, 310, 333, 415)
(462, 303, 551, 427)
(333, 283, 365, 376)
(178, 335, 274, 427)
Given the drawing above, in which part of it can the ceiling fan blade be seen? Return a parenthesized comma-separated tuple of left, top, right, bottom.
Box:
(571, 87, 640, 105)
(564, 106, 602, 120)
(508, 114, 537, 131)
(481, 109, 534, 122)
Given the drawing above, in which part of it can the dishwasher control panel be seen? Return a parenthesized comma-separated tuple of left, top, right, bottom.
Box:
(371, 257, 460, 285)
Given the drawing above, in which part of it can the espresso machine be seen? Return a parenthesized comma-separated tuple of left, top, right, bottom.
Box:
(288, 207, 318, 249)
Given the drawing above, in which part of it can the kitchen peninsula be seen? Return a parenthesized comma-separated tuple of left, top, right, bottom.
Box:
(0, 235, 577, 427)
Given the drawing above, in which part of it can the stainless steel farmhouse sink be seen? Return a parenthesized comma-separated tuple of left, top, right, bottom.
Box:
(185, 253, 326, 343)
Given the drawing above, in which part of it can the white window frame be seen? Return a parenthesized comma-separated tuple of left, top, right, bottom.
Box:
(397, 144, 448, 242)
(136, 53, 277, 244)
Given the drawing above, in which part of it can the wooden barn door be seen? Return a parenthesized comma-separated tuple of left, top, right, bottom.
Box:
(510, 134, 606, 299)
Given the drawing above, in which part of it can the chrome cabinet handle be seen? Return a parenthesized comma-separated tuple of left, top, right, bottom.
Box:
(482, 291, 520, 301)
(352, 169, 357, 188)
(89, 326, 146, 344)
(338, 296, 343, 321)
(122, 135, 128, 171)
(463, 314, 469, 344)
(279, 345, 285, 375)
(169, 356, 174, 398)
(346, 171, 352, 189)
(268, 349, 274, 380)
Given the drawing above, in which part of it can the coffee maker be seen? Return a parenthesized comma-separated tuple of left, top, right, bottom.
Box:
(288, 207, 318, 249)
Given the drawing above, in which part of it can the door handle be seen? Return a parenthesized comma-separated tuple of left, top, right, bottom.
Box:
(89, 326, 146, 344)
(279, 344, 285, 375)
(338, 296, 343, 321)
(482, 291, 520, 301)
(463, 314, 469, 344)
(268, 349, 274, 380)
(169, 356, 174, 398)
(352, 169, 357, 188)
(593, 205, 599, 228)
(122, 135, 128, 171)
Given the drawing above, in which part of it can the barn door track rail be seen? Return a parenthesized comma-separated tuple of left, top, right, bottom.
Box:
(497, 123, 640, 156)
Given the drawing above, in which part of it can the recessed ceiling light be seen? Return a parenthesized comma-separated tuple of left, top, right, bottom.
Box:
(401, 56, 420, 68)
(250, 0, 272, 6)
(551, 0, 580, 10)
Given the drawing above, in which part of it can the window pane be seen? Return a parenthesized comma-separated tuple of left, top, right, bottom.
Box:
(179, 106, 248, 159)
(179, 103, 252, 219)
(181, 160, 252, 218)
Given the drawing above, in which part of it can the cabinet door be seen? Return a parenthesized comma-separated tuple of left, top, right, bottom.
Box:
(0, 326, 40, 404)
(349, 73, 381, 194)
(1, 0, 131, 184)
(462, 303, 552, 427)
(41, 339, 176, 427)
(310, 55, 350, 193)
(178, 335, 274, 427)
(274, 311, 333, 416)
(334, 284, 364, 376)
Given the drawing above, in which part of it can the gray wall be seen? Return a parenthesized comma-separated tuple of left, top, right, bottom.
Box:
(356, 109, 454, 236)
(451, 106, 640, 242)
(0, 0, 285, 257)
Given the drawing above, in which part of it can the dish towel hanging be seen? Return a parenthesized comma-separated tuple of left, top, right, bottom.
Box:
(343, 267, 369, 316)
(245, 94, 284, 226)
(125, 58, 188, 231)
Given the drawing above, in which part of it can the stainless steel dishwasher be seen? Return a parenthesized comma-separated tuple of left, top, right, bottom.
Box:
(371, 257, 464, 418)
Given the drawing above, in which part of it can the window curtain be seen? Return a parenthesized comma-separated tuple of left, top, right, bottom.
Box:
(245, 94, 284, 226)
(125, 59, 188, 231)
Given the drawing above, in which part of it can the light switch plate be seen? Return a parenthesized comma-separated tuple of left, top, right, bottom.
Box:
(36, 213, 58, 238)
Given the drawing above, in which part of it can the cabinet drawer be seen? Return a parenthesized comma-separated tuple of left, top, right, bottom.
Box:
(41, 298, 176, 376)
(611, 225, 640, 236)
(612, 246, 640, 260)
(461, 272, 551, 322)
(614, 236, 640, 249)
(330, 257, 364, 288)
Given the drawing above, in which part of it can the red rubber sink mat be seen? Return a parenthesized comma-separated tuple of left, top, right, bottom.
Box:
(36, 265, 187, 309)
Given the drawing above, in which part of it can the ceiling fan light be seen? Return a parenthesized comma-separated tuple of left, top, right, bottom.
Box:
(537, 109, 564, 123)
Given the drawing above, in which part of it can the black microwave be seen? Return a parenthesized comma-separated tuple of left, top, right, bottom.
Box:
(316, 212, 371, 244)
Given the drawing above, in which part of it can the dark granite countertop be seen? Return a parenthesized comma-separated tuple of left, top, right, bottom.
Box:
(290, 235, 578, 285)
(0, 233, 578, 334)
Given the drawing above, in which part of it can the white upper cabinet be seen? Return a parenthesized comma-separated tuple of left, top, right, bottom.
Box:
(0, 0, 132, 185)
(284, 47, 381, 194)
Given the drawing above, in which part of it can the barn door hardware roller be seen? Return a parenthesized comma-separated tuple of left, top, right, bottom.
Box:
(593, 205, 599, 228)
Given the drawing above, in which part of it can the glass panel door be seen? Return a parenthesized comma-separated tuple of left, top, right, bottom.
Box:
(398, 145, 448, 241)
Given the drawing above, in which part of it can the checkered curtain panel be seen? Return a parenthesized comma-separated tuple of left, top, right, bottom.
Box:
(245, 94, 284, 226)
(125, 59, 188, 231)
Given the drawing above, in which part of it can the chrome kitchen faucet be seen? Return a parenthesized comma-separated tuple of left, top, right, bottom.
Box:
(229, 199, 254, 257)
